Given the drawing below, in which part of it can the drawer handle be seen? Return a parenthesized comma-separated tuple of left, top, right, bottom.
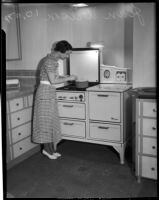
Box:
(17, 117, 20, 120)
(153, 109, 156, 112)
(98, 126, 109, 130)
(64, 122, 74, 126)
(151, 167, 155, 171)
(16, 103, 19, 106)
(19, 147, 23, 150)
(111, 117, 118, 120)
(152, 146, 156, 149)
(97, 94, 109, 97)
(18, 132, 21, 136)
(152, 127, 156, 130)
(63, 105, 74, 108)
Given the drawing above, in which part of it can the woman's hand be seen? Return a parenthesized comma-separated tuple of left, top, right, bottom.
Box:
(67, 75, 78, 81)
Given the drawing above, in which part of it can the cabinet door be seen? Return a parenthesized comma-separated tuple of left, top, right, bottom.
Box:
(142, 118, 156, 137)
(89, 92, 120, 122)
(58, 102, 85, 119)
(28, 94, 33, 107)
(143, 101, 157, 117)
(12, 122, 31, 143)
(13, 137, 37, 158)
(142, 138, 157, 156)
(60, 119, 85, 138)
(10, 107, 32, 128)
(142, 156, 157, 180)
(89, 122, 121, 142)
(9, 97, 23, 112)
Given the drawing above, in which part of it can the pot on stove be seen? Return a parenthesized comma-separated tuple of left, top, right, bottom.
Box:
(75, 79, 89, 89)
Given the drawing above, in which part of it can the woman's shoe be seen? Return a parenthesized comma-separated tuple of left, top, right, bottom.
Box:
(53, 152, 61, 157)
(42, 150, 57, 159)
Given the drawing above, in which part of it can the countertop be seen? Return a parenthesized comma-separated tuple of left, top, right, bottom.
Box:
(128, 87, 156, 99)
(6, 84, 36, 100)
(87, 84, 132, 92)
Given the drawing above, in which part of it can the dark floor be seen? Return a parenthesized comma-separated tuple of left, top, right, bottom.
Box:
(7, 140, 157, 198)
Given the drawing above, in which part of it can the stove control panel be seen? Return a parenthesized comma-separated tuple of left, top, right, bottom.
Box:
(56, 91, 85, 102)
(100, 65, 132, 84)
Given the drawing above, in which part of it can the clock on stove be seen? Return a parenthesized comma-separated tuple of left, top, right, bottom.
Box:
(104, 70, 110, 79)
(100, 65, 132, 84)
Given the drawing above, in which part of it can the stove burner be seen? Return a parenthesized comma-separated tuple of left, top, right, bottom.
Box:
(56, 82, 98, 91)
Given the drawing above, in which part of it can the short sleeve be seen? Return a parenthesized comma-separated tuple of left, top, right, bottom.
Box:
(40, 57, 59, 81)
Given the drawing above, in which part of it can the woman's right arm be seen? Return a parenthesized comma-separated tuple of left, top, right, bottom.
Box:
(46, 66, 76, 84)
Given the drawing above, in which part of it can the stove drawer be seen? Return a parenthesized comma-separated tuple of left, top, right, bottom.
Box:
(89, 122, 121, 142)
(58, 102, 85, 119)
(60, 119, 85, 138)
(89, 92, 120, 122)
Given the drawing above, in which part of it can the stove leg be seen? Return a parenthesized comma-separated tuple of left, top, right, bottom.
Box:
(112, 144, 126, 165)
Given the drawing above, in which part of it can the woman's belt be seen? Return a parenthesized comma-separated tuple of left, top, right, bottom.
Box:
(40, 81, 51, 85)
(40, 81, 63, 88)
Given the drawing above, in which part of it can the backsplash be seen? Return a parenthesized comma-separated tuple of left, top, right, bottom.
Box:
(6, 70, 36, 77)
(6, 70, 40, 87)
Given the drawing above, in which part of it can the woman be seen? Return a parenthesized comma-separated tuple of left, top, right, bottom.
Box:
(32, 40, 76, 159)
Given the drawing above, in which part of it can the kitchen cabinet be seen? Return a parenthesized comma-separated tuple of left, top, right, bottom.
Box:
(57, 91, 86, 140)
(57, 89, 132, 164)
(135, 98, 157, 182)
(58, 102, 86, 119)
(89, 92, 120, 122)
(60, 119, 85, 138)
(2, 4, 22, 60)
(89, 122, 121, 142)
(7, 94, 39, 169)
(88, 90, 132, 164)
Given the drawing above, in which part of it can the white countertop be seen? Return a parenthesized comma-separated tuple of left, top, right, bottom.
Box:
(87, 84, 132, 92)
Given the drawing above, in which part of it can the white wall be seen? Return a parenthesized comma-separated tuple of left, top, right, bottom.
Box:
(5, 3, 127, 70)
(133, 3, 156, 88)
(4, 3, 156, 88)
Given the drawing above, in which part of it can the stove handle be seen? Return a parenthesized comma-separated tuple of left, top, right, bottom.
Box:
(63, 122, 74, 126)
(63, 105, 74, 108)
(97, 94, 109, 97)
(98, 126, 109, 129)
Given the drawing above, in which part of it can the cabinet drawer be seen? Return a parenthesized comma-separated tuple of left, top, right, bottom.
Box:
(12, 122, 31, 143)
(142, 156, 157, 179)
(143, 102, 156, 117)
(89, 122, 121, 142)
(58, 102, 85, 119)
(28, 94, 33, 107)
(142, 118, 156, 137)
(11, 107, 32, 128)
(142, 138, 157, 156)
(9, 97, 23, 112)
(13, 137, 37, 158)
(89, 92, 120, 122)
(61, 119, 85, 138)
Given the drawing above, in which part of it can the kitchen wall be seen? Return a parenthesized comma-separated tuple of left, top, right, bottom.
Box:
(5, 3, 129, 70)
(4, 3, 156, 88)
(133, 3, 156, 88)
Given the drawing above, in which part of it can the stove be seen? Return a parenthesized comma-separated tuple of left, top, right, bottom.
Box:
(87, 84, 132, 92)
(56, 82, 98, 91)
(56, 82, 98, 102)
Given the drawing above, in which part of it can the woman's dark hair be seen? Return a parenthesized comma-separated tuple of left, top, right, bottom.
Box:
(53, 40, 72, 53)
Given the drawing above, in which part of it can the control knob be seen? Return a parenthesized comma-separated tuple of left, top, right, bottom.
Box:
(79, 95, 83, 101)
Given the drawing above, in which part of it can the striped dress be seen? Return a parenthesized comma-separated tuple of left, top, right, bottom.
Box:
(32, 54, 62, 151)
